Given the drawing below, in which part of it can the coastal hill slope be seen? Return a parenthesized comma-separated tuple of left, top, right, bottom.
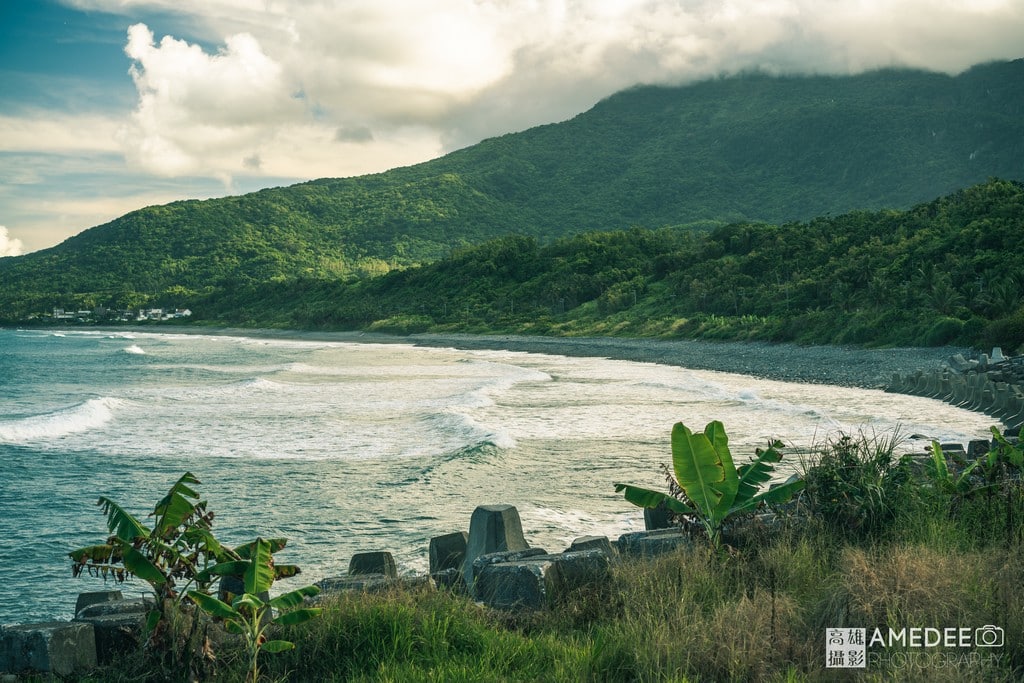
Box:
(197, 178, 1024, 349)
(1, 59, 1023, 316)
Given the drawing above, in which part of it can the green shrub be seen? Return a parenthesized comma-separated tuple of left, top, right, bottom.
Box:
(366, 314, 434, 335)
(924, 316, 965, 346)
(983, 311, 1024, 354)
(798, 430, 912, 539)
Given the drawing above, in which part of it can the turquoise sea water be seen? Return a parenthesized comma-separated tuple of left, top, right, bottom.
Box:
(0, 328, 996, 623)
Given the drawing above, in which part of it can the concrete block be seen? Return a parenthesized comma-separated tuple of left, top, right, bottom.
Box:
(74, 612, 143, 665)
(463, 504, 529, 589)
(349, 551, 397, 578)
(430, 568, 464, 592)
(644, 502, 673, 530)
(474, 558, 556, 610)
(551, 549, 613, 593)
(73, 597, 152, 665)
(429, 532, 468, 574)
(617, 529, 693, 558)
(74, 590, 123, 617)
(968, 439, 991, 459)
(316, 574, 429, 595)
(939, 442, 967, 457)
(567, 535, 616, 559)
(1, 622, 96, 676)
(75, 597, 154, 619)
(473, 549, 613, 609)
(949, 354, 971, 372)
(472, 548, 548, 578)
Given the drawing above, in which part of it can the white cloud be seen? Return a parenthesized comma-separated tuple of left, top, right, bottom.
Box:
(121, 22, 304, 178)
(99, 0, 1024, 184)
(0, 113, 122, 153)
(5, 0, 1018, 253)
(0, 226, 25, 257)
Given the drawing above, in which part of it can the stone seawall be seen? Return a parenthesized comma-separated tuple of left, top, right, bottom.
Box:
(886, 347, 1024, 432)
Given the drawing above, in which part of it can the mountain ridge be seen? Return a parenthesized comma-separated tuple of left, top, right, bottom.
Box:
(1, 58, 1023, 318)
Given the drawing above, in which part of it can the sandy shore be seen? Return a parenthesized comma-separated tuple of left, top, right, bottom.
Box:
(115, 326, 966, 389)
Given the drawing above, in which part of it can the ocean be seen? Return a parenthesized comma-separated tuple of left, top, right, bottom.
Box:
(0, 328, 996, 624)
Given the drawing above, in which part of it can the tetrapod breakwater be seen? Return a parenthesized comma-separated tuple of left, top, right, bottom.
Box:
(887, 347, 1024, 432)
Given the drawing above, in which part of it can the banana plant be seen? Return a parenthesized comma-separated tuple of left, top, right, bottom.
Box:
(189, 537, 321, 683)
(615, 420, 804, 551)
(926, 441, 980, 495)
(69, 472, 226, 629)
(987, 426, 1024, 472)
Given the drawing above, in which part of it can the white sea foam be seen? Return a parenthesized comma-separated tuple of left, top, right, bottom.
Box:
(520, 506, 643, 550)
(0, 397, 123, 442)
(236, 377, 286, 391)
(426, 410, 517, 451)
(122, 345, 146, 355)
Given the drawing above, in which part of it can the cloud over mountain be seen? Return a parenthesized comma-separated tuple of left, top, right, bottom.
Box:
(0, 227, 25, 257)
(104, 1, 1023, 186)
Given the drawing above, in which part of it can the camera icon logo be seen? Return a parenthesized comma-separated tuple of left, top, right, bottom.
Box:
(975, 625, 1004, 647)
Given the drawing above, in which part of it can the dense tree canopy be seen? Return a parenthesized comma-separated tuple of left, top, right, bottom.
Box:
(182, 179, 1024, 349)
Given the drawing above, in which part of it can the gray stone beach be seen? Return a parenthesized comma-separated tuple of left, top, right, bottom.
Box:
(407, 334, 967, 389)
(80, 324, 973, 389)
(152, 326, 968, 389)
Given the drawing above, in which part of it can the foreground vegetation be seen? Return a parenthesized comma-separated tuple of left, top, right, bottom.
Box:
(59, 427, 1024, 682)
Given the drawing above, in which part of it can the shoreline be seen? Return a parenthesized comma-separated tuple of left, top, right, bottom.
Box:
(32, 324, 968, 389)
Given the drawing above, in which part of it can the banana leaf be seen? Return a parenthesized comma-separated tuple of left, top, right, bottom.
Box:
(98, 497, 149, 542)
(195, 560, 250, 585)
(613, 484, 697, 516)
(703, 421, 740, 524)
(182, 527, 227, 559)
(232, 593, 266, 613)
(121, 544, 167, 586)
(269, 585, 320, 611)
(152, 473, 203, 536)
(735, 443, 783, 504)
(274, 563, 302, 580)
(189, 590, 237, 620)
(69, 544, 119, 564)
(671, 421, 737, 522)
(243, 538, 275, 596)
(234, 537, 287, 559)
(732, 475, 804, 515)
(262, 640, 296, 653)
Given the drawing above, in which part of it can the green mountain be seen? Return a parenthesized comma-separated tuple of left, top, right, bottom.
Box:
(1, 59, 1023, 318)
(200, 178, 1024, 349)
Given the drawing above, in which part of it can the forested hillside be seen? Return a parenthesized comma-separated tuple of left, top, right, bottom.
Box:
(194, 179, 1024, 349)
(1, 60, 1022, 319)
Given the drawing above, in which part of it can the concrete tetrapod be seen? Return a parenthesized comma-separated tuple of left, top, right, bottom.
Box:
(463, 505, 529, 590)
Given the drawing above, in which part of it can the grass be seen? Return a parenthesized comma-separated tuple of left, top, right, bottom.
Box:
(67, 431, 1024, 682)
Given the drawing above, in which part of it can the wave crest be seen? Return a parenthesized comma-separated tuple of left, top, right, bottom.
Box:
(0, 397, 123, 442)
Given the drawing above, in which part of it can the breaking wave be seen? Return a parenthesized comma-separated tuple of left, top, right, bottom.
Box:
(0, 397, 123, 442)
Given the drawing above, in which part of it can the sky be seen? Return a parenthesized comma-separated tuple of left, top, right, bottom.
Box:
(1, 1, 1023, 256)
